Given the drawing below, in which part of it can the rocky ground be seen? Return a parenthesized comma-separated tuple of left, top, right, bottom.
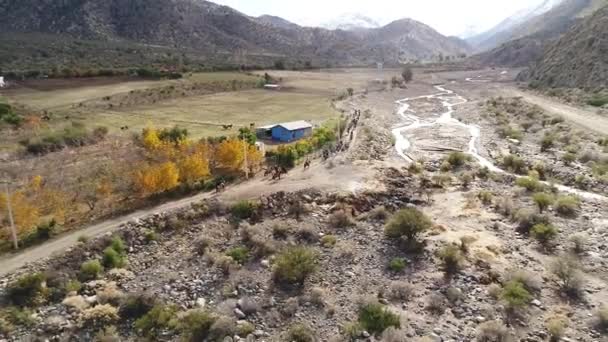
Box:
(1, 70, 608, 342)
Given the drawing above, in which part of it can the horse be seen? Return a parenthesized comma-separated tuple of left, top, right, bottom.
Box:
(304, 159, 311, 170)
(222, 124, 233, 130)
(264, 168, 273, 177)
(215, 180, 226, 193)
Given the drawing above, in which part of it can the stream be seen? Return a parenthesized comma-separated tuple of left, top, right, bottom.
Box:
(391, 84, 606, 202)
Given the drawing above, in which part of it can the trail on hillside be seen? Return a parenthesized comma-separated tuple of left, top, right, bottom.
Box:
(391, 83, 607, 202)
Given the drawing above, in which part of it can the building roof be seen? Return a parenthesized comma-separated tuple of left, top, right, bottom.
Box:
(275, 120, 313, 131)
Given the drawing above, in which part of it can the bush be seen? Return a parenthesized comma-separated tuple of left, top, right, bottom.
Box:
(515, 209, 550, 233)
(546, 315, 568, 341)
(446, 152, 470, 168)
(6, 273, 47, 307)
(80, 260, 103, 281)
(478, 191, 493, 205)
(176, 309, 217, 341)
(273, 247, 317, 286)
(0, 307, 35, 332)
(358, 302, 401, 335)
(540, 134, 555, 152)
(425, 293, 445, 315)
(320, 235, 337, 247)
(388, 257, 407, 272)
(531, 224, 558, 248)
(550, 255, 584, 299)
(459, 172, 474, 188)
(103, 248, 126, 269)
(95, 325, 121, 342)
(476, 321, 510, 342)
(288, 201, 308, 220)
(81, 304, 120, 326)
(225, 247, 250, 265)
(438, 245, 464, 275)
(532, 192, 554, 213)
(389, 282, 415, 301)
(231, 201, 257, 221)
(285, 323, 316, 342)
(194, 237, 212, 255)
(503, 155, 527, 174)
(505, 270, 542, 294)
(120, 292, 158, 319)
(272, 224, 290, 239)
(367, 206, 389, 221)
(563, 152, 577, 165)
(501, 281, 531, 310)
(329, 210, 355, 228)
(597, 305, 608, 332)
(569, 233, 588, 254)
(587, 95, 608, 107)
(515, 177, 543, 192)
(134, 304, 178, 337)
(385, 208, 432, 242)
(554, 196, 580, 217)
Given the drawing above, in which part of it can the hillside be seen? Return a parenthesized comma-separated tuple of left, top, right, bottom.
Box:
(524, 4, 608, 89)
(469, 0, 603, 67)
(0, 0, 469, 72)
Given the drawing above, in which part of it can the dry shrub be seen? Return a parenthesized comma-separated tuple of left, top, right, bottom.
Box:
(81, 304, 119, 326)
(504, 270, 542, 294)
(550, 255, 585, 299)
(368, 206, 389, 221)
(545, 314, 568, 341)
(389, 282, 415, 301)
(296, 226, 319, 243)
(426, 294, 445, 315)
(329, 210, 355, 228)
(569, 233, 588, 254)
(381, 326, 407, 342)
(476, 320, 511, 342)
(96, 282, 124, 306)
(62, 295, 90, 311)
(282, 297, 300, 317)
(95, 325, 121, 342)
(309, 287, 326, 307)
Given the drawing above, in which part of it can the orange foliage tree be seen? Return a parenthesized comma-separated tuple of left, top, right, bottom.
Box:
(0, 190, 40, 239)
(178, 153, 210, 184)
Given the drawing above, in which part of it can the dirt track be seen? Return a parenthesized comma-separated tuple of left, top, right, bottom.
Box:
(0, 160, 373, 277)
(506, 88, 608, 134)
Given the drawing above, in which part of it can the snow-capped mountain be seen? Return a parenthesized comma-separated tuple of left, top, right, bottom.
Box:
(322, 13, 381, 31)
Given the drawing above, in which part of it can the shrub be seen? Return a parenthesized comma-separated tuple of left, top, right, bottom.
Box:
(478, 191, 493, 205)
(597, 305, 608, 332)
(6, 273, 47, 307)
(194, 237, 212, 255)
(208, 316, 236, 340)
(329, 210, 355, 228)
(554, 196, 580, 217)
(80, 260, 103, 281)
(95, 325, 121, 342)
(286, 323, 316, 342)
(438, 245, 464, 275)
(550, 255, 584, 298)
(532, 192, 554, 213)
(515, 177, 543, 192)
(569, 233, 588, 254)
(476, 321, 510, 342)
(109, 236, 126, 255)
(103, 248, 126, 269)
(367, 206, 389, 221)
(389, 282, 415, 301)
(515, 209, 550, 233)
(236, 321, 255, 337)
(505, 270, 542, 294)
(587, 95, 608, 107)
(273, 247, 317, 286)
(540, 134, 555, 152)
(459, 172, 474, 188)
(0, 307, 35, 331)
(447, 152, 470, 168)
(134, 304, 178, 337)
(231, 201, 257, 221)
(288, 201, 308, 220)
(385, 208, 432, 242)
(81, 304, 120, 326)
(119, 292, 158, 319)
(78, 235, 90, 244)
(358, 302, 401, 335)
(272, 224, 290, 239)
(546, 315, 568, 341)
(496, 197, 515, 217)
(501, 281, 531, 310)
(425, 294, 445, 315)
(321, 235, 337, 247)
(503, 155, 527, 174)
(388, 257, 407, 272)
(65, 280, 82, 294)
(381, 327, 407, 342)
(562, 152, 577, 165)
(531, 224, 558, 248)
(225, 247, 250, 265)
(176, 309, 217, 341)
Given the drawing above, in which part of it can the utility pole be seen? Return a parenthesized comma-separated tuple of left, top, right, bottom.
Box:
(1, 181, 18, 250)
(243, 140, 249, 179)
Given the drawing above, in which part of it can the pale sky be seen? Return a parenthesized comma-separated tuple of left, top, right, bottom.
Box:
(210, 0, 546, 37)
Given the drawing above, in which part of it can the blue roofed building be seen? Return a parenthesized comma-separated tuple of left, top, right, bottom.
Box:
(269, 120, 313, 142)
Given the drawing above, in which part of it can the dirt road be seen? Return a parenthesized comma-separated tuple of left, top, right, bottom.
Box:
(0, 160, 372, 277)
(506, 88, 608, 135)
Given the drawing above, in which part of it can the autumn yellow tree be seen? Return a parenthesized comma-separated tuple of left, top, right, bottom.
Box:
(246, 145, 264, 173)
(0, 190, 40, 238)
(157, 162, 179, 191)
(178, 153, 210, 184)
(215, 138, 245, 171)
(132, 162, 180, 195)
(142, 125, 162, 150)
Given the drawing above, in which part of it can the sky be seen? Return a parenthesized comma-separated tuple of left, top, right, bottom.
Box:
(209, 0, 547, 37)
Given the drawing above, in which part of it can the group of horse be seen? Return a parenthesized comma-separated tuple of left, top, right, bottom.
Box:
(264, 165, 289, 180)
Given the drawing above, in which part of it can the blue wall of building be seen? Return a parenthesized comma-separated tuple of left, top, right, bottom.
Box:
(271, 126, 312, 142)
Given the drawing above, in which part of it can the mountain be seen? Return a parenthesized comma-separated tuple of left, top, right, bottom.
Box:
(523, 4, 608, 89)
(255, 15, 300, 30)
(321, 13, 381, 31)
(467, 0, 566, 52)
(0, 0, 470, 71)
(469, 0, 604, 67)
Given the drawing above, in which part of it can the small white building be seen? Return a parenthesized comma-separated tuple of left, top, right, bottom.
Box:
(0, 77, 5, 88)
(263, 84, 281, 90)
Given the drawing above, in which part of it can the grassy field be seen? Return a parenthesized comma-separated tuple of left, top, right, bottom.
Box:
(77, 89, 338, 138)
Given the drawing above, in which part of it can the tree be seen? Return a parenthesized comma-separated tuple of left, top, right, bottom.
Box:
(178, 153, 210, 184)
(401, 67, 413, 83)
(142, 125, 161, 150)
(156, 162, 179, 191)
(238, 127, 257, 145)
(0, 190, 40, 239)
(215, 138, 245, 172)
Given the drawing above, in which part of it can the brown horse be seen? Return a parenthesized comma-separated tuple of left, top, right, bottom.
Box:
(304, 159, 311, 170)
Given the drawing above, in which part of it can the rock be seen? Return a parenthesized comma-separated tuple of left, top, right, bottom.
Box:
(84, 295, 97, 305)
(261, 260, 270, 268)
(475, 316, 485, 323)
(429, 333, 442, 342)
(234, 308, 246, 319)
(222, 337, 234, 342)
(362, 331, 370, 338)
(196, 298, 207, 308)
(531, 299, 542, 307)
